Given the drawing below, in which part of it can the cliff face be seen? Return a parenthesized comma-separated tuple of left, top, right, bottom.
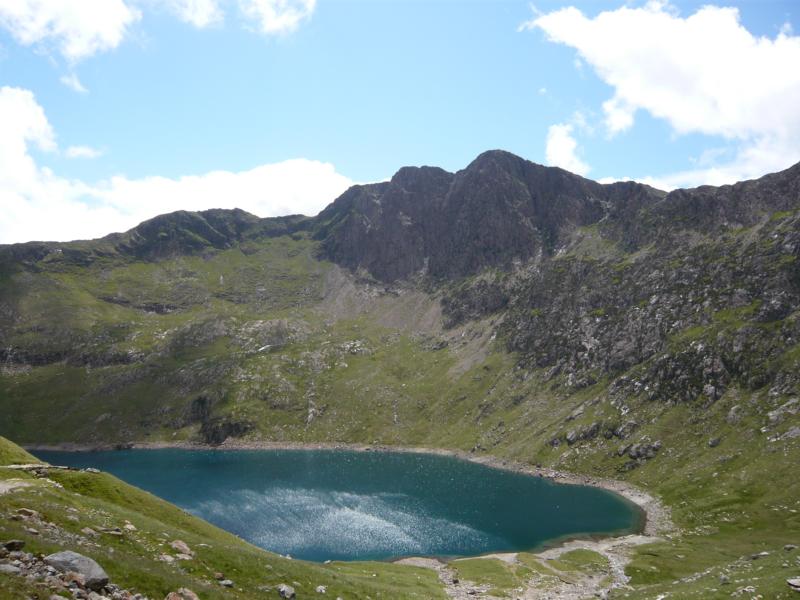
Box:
(316, 150, 663, 281)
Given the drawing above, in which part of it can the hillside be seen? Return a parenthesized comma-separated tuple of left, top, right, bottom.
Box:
(2, 150, 800, 598)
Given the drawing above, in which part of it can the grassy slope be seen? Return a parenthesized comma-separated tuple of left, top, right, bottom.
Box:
(0, 437, 444, 599)
(1, 233, 800, 598)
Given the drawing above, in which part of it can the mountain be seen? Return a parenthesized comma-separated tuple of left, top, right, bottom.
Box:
(1, 151, 800, 598)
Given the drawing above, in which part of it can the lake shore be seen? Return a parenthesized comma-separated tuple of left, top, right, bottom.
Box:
(24, 438, 673, 538)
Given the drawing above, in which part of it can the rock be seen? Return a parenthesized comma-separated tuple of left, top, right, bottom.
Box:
(81, 528, 98, 537)
(0, 564, 21, 574)
(3, 539, 25, 551)
(278, 583, 296, 598)
(788, 577, 800, 591)
(708, 437, 721, 448)
(45, 551, 109, 591)
(219, 579, 234, 588)
(123, 522, 137, 531)
(316, 585, 327, 593)
(720, 574, 730, 585)
(213, 572, 225, 580)
(158, 554, 175, 563)
(164, 589, 200, 600)
(786, 544, 798, 551)
(17, 508, 38, 518)
(169, 540, 193, 556)
(175, 553, 193, 561)
(751, 551, 770, 560)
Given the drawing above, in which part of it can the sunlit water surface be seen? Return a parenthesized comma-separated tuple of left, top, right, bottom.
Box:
(34, 448, 641, 561)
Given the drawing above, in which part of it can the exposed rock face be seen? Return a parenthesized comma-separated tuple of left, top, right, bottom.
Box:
(199, 418, 254, 445)
(316, 150, 662, 281)
(44, 550, 109, 591)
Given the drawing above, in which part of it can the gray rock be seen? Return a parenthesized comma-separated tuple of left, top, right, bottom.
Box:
(219, 579, 234, 588)
(719, 574, 730, 585)
(278, 583, 296, 598)
(787, 577, 800, 591)
(45, 551, 109, 591)
(316, 585, 327, 593)
(0, 564, 21, 574)
(708, 437, 721, 448)
(786, 544, 798, 551)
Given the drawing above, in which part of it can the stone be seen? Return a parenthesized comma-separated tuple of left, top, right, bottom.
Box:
(17, 508, 38, 518)
(175, 553, 193, 561)
(0, 564, 21, 574)
(720, 574, 730, 585)
(708, 437, 721, 448)
(278, 583, 296, 598)
(164, 589, 199, 600)
(169, 540, 193, 556)
(158, 554, 175, 563)
(219, 579, 234, 588)
(3, 539, 25, 551)
(786, 544, 798, 551)
(316, 585, 327, 593)
(751, 551, 770, 560)
(788, 577, 800, 591)
(81, 528, 98, 537)
(45, 551, 109, 591)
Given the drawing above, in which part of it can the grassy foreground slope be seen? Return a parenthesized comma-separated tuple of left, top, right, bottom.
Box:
(0, 436, 444, 599)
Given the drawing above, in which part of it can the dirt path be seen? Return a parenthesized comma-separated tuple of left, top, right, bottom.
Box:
(397, 533, 661, 599)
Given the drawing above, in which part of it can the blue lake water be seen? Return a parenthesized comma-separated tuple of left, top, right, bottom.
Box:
(33, 448, 642, 562)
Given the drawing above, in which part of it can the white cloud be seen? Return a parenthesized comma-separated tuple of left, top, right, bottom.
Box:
(524, 1, 800, 185)
(0, 87, 353, 244)
(163, 0, 223, 28)
(239, 0, 316, 35)
(59, 72, 88, 93)
(0, 0, 141, 62)
(65, 145, 103, 159)
(545, 123, 589, 176)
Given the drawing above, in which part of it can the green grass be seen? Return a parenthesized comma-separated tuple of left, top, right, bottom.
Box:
(451, 558, 532, 596)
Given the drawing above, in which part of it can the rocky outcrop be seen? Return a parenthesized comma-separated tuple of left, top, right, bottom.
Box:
(44, 550, 109, 591)
(315, 150, 662, 281)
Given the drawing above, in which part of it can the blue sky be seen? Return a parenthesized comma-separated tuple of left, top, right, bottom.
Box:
(1, 0, 799, 243)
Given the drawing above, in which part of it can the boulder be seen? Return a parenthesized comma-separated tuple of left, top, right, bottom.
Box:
(169, 540, 193, 556)
(787, 577, 800, 592)
(45, 551, 109, 591)
(278, 583, 296, 598)
(0, 564, 21, 574)
(3, 539, 25, 551)
(164, 589, 200, 600)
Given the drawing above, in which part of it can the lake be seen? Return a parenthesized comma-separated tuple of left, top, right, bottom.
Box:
(33, 448, 642, 562)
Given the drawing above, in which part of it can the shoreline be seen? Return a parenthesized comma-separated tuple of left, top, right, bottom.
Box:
(24, 439, 672, 537)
